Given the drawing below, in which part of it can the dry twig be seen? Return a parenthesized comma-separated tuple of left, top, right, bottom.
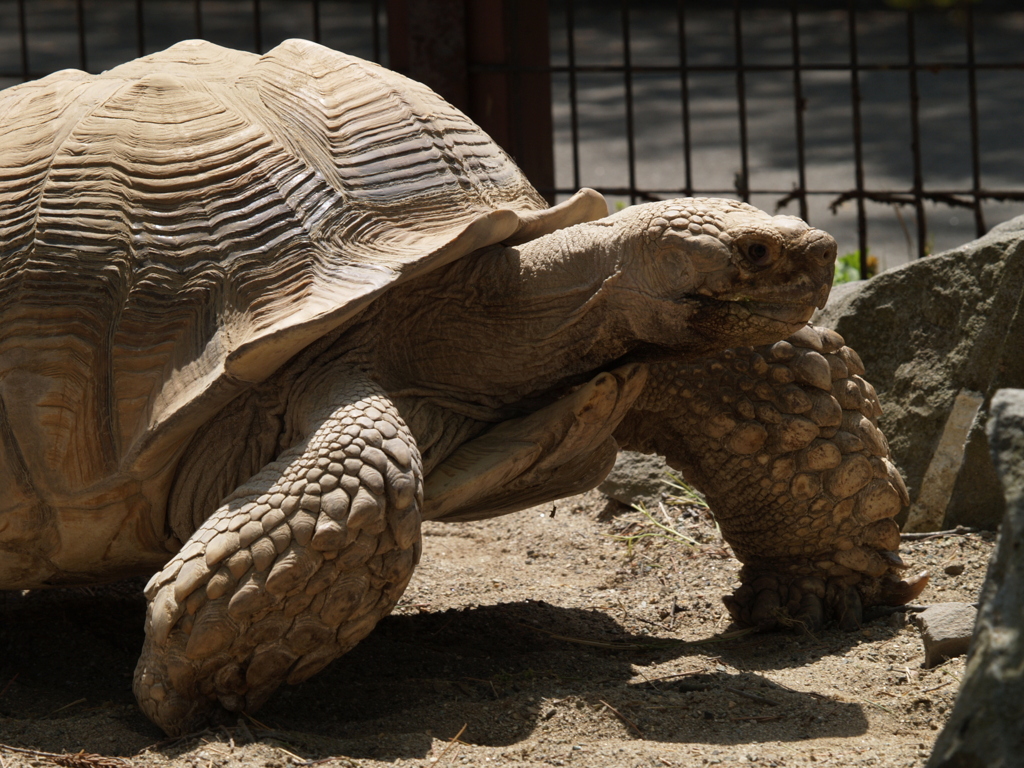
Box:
(901, 526, 981, 541)
(598, 699, 643, 736)
(429, 724, 468, 765)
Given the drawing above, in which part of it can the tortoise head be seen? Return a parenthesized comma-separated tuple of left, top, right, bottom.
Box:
(606, 198, 837, 355)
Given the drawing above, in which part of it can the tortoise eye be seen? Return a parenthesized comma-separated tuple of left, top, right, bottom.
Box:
(746, 242, 772, 266)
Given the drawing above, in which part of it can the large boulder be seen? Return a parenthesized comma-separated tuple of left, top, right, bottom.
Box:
(599, 451, 674, 510)
(814, 217, 1024, 531)
(927, 389, 1024, 767)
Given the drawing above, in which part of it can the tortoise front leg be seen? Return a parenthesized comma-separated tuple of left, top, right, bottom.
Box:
(134, 372, 422, 735)
(614, 324, 928, 631)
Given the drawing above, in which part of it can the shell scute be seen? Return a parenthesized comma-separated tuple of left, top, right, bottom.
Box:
(0, 39, 561, 492)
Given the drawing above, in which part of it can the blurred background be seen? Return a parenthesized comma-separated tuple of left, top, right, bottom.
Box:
(2, 0, 1022, 276)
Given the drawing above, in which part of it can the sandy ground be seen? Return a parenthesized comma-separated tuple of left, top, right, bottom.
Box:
(0, 489, 995, 768)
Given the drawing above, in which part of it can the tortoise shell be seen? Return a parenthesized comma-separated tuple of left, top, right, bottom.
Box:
(0, 39, 603, 583)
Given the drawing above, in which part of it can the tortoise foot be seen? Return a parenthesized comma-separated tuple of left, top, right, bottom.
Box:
(723, 562, 930, 632)
(133, 641, 224, 737)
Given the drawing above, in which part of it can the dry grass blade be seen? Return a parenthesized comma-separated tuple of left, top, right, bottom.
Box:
(0, 675, 17, 702)
(722, 685, 779, 707)
(598, 699, 643, 736)
(851, 693, 897, 715)
(901, 526, 980, 541)
(519, 623, 658, 650)
(607, 502, 700, 556)
(47, 698, 87, 717)
(520, 623, 755, 651)
(663, 472, 709, 510)
(429, 723, 468, 765)
(684, 627, 757, 644)
(0, 745, 129, 768)
(52, 753, 129, 768)
(242, 711, 273, 731)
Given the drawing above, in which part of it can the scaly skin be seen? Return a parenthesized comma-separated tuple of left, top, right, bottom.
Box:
(125, 196, 837, 736)
(135, 369, 423, 734)
(128, 197, 839, 734)
(615, 324, 928, 630)
(1, 37, 846, 737)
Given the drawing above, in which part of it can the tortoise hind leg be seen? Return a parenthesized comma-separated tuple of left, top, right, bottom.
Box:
(134, 372, 422, 735)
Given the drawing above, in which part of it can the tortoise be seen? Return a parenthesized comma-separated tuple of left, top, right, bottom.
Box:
(0, 39, 924, 735)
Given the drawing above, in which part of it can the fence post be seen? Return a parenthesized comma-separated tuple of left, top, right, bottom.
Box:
(387, 0, 555, 201)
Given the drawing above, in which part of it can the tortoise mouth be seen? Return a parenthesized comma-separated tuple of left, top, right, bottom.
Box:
(711, 274, 832, 312)
(685, 292, 817, 326)
(651, 294, 815, 357)
(735, 299, 816, 326)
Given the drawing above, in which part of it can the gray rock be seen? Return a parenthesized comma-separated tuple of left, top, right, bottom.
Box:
(927, 389, 1024, 767)
(987, 389, 1024, 515)
(911, 602, 977, 668)
(598, 450, 672, 509)
(814, 217, 1024, 531)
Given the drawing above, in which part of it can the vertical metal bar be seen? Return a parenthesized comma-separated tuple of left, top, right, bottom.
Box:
(790, 4, 808, 221)
(733, 0, 750, 202)
(906, 11, 927, 259)
(566, 0, 581, 192)
(75, 0, 87, 71)
(509, 2, 523, 165)
(372, 0, 382, 63)
(312, 0, 321, 44)
(848, 2, 868, 276)
(17, 0, 29, 81)
(676, 0, 693, 197)
(253, 0, 263, 53)
(621, 0, 637, 204)
(136, 0, 145, 57)
(965, 4, 986, 237)
(194, 0, 203, 39)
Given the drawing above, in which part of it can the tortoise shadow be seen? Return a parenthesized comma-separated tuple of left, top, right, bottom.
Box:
(1, 585, 879, 760)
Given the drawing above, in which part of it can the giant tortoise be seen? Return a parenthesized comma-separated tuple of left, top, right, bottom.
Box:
(0, 39, 925, 734)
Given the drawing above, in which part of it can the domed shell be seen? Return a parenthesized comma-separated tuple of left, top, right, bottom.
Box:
(0, 39, 605, 493)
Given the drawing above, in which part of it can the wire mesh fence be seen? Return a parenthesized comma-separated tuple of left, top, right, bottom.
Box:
(2, 0, 1023, 273)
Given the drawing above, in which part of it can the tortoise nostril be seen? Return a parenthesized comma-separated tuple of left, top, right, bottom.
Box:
(807, 236, 837, 266)
(823, 241, 838, 265)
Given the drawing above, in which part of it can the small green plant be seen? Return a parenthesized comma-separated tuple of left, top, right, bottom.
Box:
(833, 251, 880, 285)
(664, 471, 708, 509)
(607, 472, 721, 558)
(608, 501, 701, 557)
(833, 251, 863, 284)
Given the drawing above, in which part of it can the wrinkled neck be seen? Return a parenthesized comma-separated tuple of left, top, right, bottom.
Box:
(385, 221, 636, 409)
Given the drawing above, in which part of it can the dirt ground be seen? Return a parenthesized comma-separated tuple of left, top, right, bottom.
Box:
(0, 488, 995, 768)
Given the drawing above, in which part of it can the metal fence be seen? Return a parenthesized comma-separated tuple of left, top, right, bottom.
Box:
(547, 0, 1024, 272)
(3, 0, 1023, 273)
(0, 1, 386, 81)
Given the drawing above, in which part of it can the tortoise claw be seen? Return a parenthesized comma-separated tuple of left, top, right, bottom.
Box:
(877, 570, 930, 606)
(792, 592, 825, 632)
(827, 581, 863, 631)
